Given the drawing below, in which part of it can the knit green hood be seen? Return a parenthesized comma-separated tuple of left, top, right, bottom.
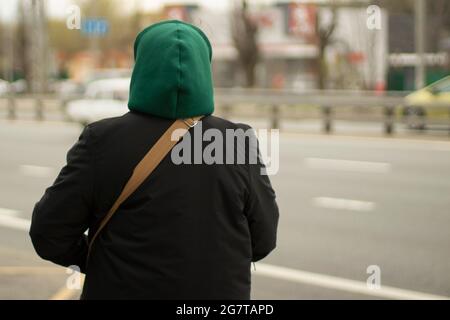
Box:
(128, 20, 214, 119)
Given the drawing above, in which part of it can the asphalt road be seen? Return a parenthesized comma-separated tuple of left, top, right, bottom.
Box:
(0, 119, 449, 300)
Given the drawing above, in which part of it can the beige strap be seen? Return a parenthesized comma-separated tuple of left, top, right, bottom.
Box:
(86, 116, 203, 262)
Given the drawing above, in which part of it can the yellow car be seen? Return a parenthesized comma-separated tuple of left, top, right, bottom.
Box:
(403, 76, 450, 129)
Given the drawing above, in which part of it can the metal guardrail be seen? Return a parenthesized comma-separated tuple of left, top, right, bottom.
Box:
(1, 89, 449, 135)
(215, 88, 450, 134)
(216, 88, 405, 134)
(0, 93, 80, 125)
(215, 88, 408, 107)
(1, 93, 69, 121)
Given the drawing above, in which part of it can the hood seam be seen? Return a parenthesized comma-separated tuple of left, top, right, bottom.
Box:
(133, 20, 212, 62)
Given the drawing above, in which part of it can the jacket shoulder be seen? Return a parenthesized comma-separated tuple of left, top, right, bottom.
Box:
(204, 115, 254, 131)
(86, 114, 128, 136)
(87, 112, 171, 138)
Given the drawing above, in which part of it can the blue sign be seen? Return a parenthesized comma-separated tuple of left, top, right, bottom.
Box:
(81, 18, 109, 37)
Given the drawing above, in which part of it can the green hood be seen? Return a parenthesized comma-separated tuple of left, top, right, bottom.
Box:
(128, 20, 214, 119)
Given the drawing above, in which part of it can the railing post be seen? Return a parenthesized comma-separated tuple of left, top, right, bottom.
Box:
(271, 104, 280, 129)
(60, 97, 70, 121)
(222, 104, 232, 120)
(7, 94, 16, 120)
(322, 105, 332, 134)
(35, 96, 43, 121)
(384, 105, 395, 135)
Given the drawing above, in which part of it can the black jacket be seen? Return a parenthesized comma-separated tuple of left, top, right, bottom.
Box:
(29, 112, 279, 299)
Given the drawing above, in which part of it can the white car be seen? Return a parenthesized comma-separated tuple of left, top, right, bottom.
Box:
(66, 78, 130, 125)
(0, 79, 10, 96)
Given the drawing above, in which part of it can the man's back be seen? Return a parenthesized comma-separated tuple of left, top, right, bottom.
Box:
(30, 112, 278, 299)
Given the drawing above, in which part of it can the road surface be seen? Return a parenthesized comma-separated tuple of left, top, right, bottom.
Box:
(0, 119, 449, 299)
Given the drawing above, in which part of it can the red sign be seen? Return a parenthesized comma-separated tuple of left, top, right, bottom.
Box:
(288, 3, 316, 41)
(348, 52, 366, 64)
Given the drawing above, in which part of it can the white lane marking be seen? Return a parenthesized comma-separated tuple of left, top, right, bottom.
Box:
(0, 208, 20, 217)
(313, 197, 375, 212)
(253, 263, 449, 300)
(0, 214, 30, 231)
(305, 157, 391, 173)
(20, 165, 55, 178)
(0, 266, 63, 275)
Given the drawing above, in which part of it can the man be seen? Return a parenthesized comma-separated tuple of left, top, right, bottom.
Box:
(30, 20, 279, 299)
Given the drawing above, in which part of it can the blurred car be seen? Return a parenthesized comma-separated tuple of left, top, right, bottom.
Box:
(10, 79, 27, 94)
(52, 79, 85, 99)
(403, 76, 450, 129)
(84, 68, 132, 83)
(66, 78, 130, 125)
(0, 79, 10, 96)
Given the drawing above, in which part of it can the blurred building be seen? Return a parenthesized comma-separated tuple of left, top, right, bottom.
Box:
(47, 0, 399, 91)
(156, 2, 388, 91)
(65, 50, 132, 82)
(156, 3, 318, 89)
(387, 13, 449, 91)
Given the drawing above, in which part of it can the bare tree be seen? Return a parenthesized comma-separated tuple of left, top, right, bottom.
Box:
(316, 4, 337, 90)
(231, 0, 259, 87)
(17, 2, 29, 83)
(12, 0, 49, 93)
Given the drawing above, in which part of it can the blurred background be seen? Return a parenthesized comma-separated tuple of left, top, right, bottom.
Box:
(0, 0, 449, 299)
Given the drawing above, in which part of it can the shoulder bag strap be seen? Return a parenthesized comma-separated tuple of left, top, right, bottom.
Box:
(86, 116, 203, 262)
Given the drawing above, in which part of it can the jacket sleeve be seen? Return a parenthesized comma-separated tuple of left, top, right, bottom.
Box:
(29, 125, 95, 272)
(244, 127, 279, 262)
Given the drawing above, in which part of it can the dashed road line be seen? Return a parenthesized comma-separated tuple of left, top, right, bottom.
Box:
(313, 197, 375, 212)
(305, 157, 391, 173)
(0, 207, 20, 217)
(0, 212, 30, 231)
(19, 164, 55, 178)
(0, 266, 62, 275)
